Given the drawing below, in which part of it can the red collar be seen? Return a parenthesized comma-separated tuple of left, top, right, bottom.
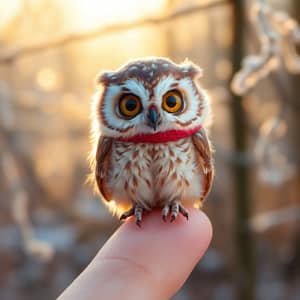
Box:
(115, 125, 201, 144)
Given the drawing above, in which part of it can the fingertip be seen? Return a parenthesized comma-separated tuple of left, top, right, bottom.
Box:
(99, 208, 212, 298)
(60, 209, 213, 300)
(196, 209, 213, 247)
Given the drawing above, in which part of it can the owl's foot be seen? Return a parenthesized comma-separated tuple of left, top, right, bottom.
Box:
(162, 201, 189, 222)
(120, 205, 144, 227)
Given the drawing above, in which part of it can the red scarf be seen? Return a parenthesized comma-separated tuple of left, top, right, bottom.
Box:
(115, 125, 201, 144)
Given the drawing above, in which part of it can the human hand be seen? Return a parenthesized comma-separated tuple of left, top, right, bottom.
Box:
(58, 208, 212, 300)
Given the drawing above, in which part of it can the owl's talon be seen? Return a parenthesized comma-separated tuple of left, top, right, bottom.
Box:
(119, 207, 135, 220)
(134, 205, 144, 227)
(179, 205, 189, 220)
(170, 214, 176, 223)
(162, 205, 170, 222)
(170, 201, 179, 222)
(162, 201, 189, 222)
(120, 205, 144, 226)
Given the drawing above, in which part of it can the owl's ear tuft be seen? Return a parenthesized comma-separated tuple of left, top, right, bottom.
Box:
(95, 71, 114, 86)
(180, 59, 203, 78)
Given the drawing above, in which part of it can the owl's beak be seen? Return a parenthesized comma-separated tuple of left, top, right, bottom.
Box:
(147, 105, 159, 131)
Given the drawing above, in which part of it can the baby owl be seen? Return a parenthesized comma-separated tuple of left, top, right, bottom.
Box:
(90, 57, 214, 226)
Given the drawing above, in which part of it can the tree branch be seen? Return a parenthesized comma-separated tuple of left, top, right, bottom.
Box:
(250, 206, 300, 232)
(231, 0, 300, 95)
(0, 0, 229, 64)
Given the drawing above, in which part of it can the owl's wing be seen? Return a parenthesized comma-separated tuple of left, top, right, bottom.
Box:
(192, 128, 214, 201)
(95, 136, 113, 202)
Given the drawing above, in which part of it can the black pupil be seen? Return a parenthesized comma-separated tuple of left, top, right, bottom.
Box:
(125, 98, 137, 111)
(166, 95, 178, 107)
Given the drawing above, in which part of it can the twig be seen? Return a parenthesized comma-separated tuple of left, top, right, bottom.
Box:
(0, 0, 229, 64)
(231, 0, 300, 95)
(231, 0, 280, 95)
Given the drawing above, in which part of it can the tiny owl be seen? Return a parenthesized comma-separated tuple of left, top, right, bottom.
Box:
(90, 57, 214, 226)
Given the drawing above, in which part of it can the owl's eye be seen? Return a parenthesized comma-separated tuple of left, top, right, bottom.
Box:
(118, 94, 142, 118)
(162, 90, 184, 113)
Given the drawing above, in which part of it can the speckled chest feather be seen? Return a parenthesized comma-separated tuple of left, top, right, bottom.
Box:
(107, 138, 203, 211)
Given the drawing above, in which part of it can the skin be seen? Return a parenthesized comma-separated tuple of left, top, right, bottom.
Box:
(58, 208, 212, 300)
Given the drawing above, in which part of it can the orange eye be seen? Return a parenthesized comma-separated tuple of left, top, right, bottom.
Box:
(119, 94, 142, 118)
(162, 90, 184, 113)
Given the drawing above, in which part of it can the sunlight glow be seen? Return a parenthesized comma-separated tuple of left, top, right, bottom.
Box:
(64, 0, 166, 30)
(0, 0, 21, 30)
(36, 68, 62, 92)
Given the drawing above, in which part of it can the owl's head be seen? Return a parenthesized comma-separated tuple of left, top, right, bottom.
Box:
(92, 57, 211, 139)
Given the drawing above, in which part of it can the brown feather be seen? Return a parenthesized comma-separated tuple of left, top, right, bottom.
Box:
(95, 136, 113, 202)
(192, 128, 214, 201)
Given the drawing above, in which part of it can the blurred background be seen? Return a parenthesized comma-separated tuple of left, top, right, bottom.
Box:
(0, 0, 299, 299)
